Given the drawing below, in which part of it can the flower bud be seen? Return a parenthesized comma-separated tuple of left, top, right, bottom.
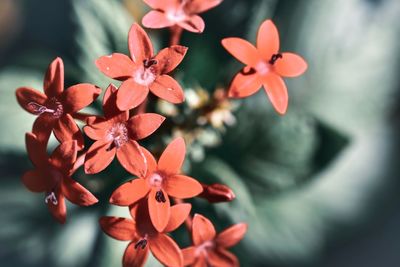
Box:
(199, 183, 235, 203)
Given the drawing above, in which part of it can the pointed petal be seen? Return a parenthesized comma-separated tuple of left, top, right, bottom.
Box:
(257, 19, 280, 60)
(141, 146, 157, 175)
(164, 203, 191, 232)
(148, 189, 170, 232)
(154, 45, 187, 74)
(62, 83, 101, 114)
(116, 79, 149, 111)
(208, 249, 239, 267)
(103, 84, 128, 119)
(22, 170, 48, 192)
(178, 15, 205, 33)
(48, 190, 66, 224)
(32, 115, 56, 145)
(53, 114, 84, 150)
(142, 11, 174, 29)
(123, 241, 149, 267)
(263, 73, 288, 115)
(99, 216, 137, 241)
(143, 0, 179, 9)
(192, 214, 216, 245)
(158, 137, 186, 175)
(25, 132, 48, 167)
(150, 75, 184, 104)
(116, 140, 147, 177)
(128, 23, 154, 63)
(193, 255, 207, 267)
(84, 140, 116, 174)
(127, 113, 165, 140)
(182, 246, 196, 266)
(150, 233, 183, 267)
(165, 175, 203, 198)
(274, 52, 307, 77)
(188, 0, 222, 13)
(83, 117, 109, 141)
(49, 140, 77, 173)
(216, 223, 247, 248)
(228, 68, 262, 98)
(62, 176, 98, 206)
(44, 57, 64, 97)
(110, 178, 150, 206)
(15, 87, 47, 114)
(221, 38, 261, 66)
(95, 53, 135, 80)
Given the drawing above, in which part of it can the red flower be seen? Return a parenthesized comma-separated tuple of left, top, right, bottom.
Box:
(221, 19, 307, 115)
(142, 0, 223, 33)
(16, 57, 101, 147)
(96, 23, 187, 111)
(100, 200, 191, 267)
(22, 133, 98, 224)
(109, 137, 203, 232)
(182, 214, 247, 267)
(83, 84, 165, 176)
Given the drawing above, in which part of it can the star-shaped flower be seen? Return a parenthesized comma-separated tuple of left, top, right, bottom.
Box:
(16, 57, 101, 147)
(83, 84, 165, 176)
(96, 23, 187, 111)
(142, 0, 223, 33)
(221, 19, 307, 115)
(22, 133, 98, 223)
(109, 137, 203, 232)
(100, 200, 191, 267)
(182, 214, 247, 267)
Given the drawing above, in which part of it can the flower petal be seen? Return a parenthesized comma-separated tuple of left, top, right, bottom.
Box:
(62, 83, 101, 114)
(48, 190, 66, 224)
(25, 132, 48, 167)
(193, 254, 207, 267)
(109, 178, 150, 206)
(148, 189, 170, 232)
(257, 19, 280, 60)
(141, 146, 157, 175)
(15, 87, 47, 114)
(192, 214, 216, 245)
(103, 84, 129, 119)
(178, 15, 205, 33)
(53, 114, 84, 150)
(182, 246, 196, 266)
(208, 249, 239, 267)
(228, 68, 262, 98)
(116, 79, 149, 111)
(263, 73, 288, 115)
(49, 140, 77, 174)
(128, 23, 154, 63)
(22, 170, 48, 192)
(165, 175, 203, 199)
(164, 203, 191, 233)
(154, 45, 188, 74)
(95, 53, 136, 80)
(83, 117, 109, 141)
(123, 241, 149, 267)
(143, 0, 179, 9)
(150, 75, 185, 104)
(32, 115, 55, 145)
(150, 233, 183, 267)
(158, 137, 186, 175)
(84, 140, 116, 174)
(274, 52, 307, 77)
(44, 57, 64, 97)
(99, 216, 137, 241)
(188, 0, 222, 13)
(216, 223, 247, 248)
(221, 38, 261, 66)
(127, 113, 165, 140)
(62, 176, 98, 206)
(142, 10, 175, 29)
(116, 140, 147, 177)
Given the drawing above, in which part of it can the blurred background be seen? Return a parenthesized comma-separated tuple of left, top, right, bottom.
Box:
(1, 0, 400, 266)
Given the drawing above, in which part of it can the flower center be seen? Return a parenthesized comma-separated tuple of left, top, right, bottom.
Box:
(134, 64, 157, 86)
(134, 238, 148, 250)
(45, 191, 58, 205)
(107, 122, 129, 149)
(166, 7, 187, 22)
(195, 241, 214, 257)
(149, 172, 163, 188)
(28, 97, 63, 118)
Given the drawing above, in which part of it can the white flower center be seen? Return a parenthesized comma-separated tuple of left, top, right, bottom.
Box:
(134, 66, 156, 86)
(107, 122, 128, 148)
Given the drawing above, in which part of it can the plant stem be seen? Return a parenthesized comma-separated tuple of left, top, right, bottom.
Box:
(170, 26, 183, 46)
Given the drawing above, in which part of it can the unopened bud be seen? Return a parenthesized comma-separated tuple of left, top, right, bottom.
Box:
(199, 183, 235, 203)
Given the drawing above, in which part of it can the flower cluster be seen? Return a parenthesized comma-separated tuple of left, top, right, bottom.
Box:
(16, 0, 307, 266)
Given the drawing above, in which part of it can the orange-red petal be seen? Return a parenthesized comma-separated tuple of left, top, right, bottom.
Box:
(95, 53, 135, 80)
(193, 254, 207, 267)
(48, 190, 66, 224)
(62, 176, 98, 206)
(22, 170, 48, 193)
(116, 140, 147, 177)
(44, 57, 64, 97)
(99, 216, 137, 241)
(32, 114, 56, 145)
(150, 75, 185, 104)
(83, 117, 109, 141)
(178, 15, 205, 33)
(182, 246, 196, 266)
(49, 140, 77, 173)
(127, 113, 165, 140)
(141, 147, 157, 175)
(165, 175, 203, 199)
(53, 114, 84, 150)
(216, 223, 247, 248)
(116, 79, 149, 111)
(84, 140, 116, 174)
(257, 19, 280, 60)
(103, 84, 129, 119)
(164, 203, 191, 232)
(110, 178, 150, 206)
(150, 233, 183, 267)
(25, 132, 48, 168)
(263, 73, 288, 115)
(142, 10, 175, 29)
(228, 68, 262, 98)
(123, 241, 149, 267)
(15, 87, 47, 114)
(148, 189, 171, 232)
(128, 23, 154, 63)
(274, 52, 307, 77)
(208, 249, 239, 267)
(192, 214, 216, 245)
(154, 45, 188, 75)
(62, 83, 101, 114)
(158, 137, 186, 175)
(221, 38, 261, 67)
(143, 0, 179, 10)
